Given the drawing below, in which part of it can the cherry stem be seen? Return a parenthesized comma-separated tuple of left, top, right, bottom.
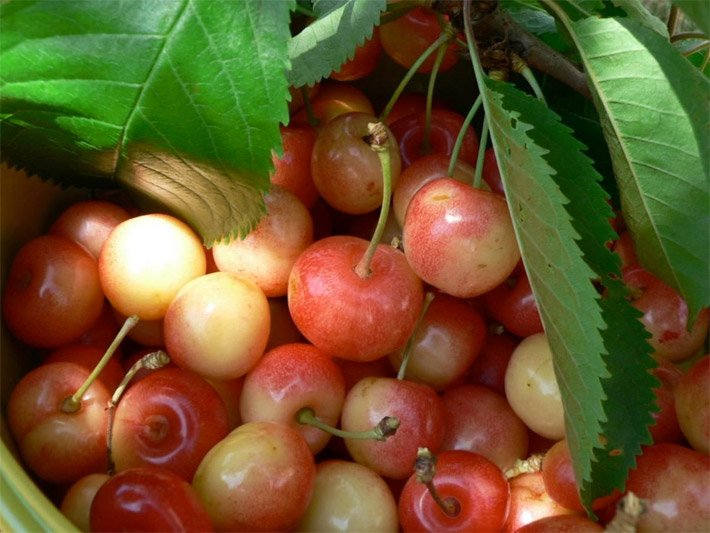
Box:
(422, 41, 449, 155)
(472, 117, 489, 190)
(61, 314, 139, 414)
(512, 53, 546, 104)
(666, 5, 680, 36)
(301, 85, 320, 128)
(670, 32, 707, 43)
(605, 491, 646, 533)
(354, 122, 393, 278)
(296, 407, 400, 441)
(446, 94, 482, 178)
(397, 291, 436, 380)
(379, 31, 451, 123)
(415, 447, 460, 518)
(504, 453, 544, 479)
(106, 349, 171, 475)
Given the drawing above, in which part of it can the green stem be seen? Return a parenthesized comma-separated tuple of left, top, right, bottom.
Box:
(355, 123, 393, 278)
(294, 2, 316, 18)
(422, 42, 449, 156)
(472, 117, 489, 190)
(380, 32, 450, 123)
(301, 86, 319, 128)
(682, 40, 710, 57)
(61, 315, 139, 413)
(296, 407, 400, 441)
(512, 53, 547, 104)
(397, 291, 436, 380)
(446, 94, 482, 178)
(670, 32, 707, 43)
(667, 5, 680, 36)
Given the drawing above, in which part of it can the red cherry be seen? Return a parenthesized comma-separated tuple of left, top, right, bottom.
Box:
(648, 357, 684, 444)
(44, 343, 124, 393)
(503, 471, 577, 532)
(398, 450, 510, 532)
(331, 27, 382, 81)
(90, 466, 214, 532)
(515, 514, 603, 532)
(674, 355, 710, 453)
(292, 82, 375, 126)
(389, 108, 479, 169)
(482, 264, 544, 338)
(270, 125, 319, 208)
(465, 331, 518, 396)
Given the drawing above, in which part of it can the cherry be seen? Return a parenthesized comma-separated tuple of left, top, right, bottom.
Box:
(7, 361, 110, 484)
(2, 234, 104, 348)
(288, 235, 423, 362)
(330, 27, 382, 81)
(675, 355, 710, 453)
(625, 442, 710, 531)
(340, 376, 446, 479)
(389, 108, 479, 169)
(398, 449, 510, 532)
(266, 296, 305, 350)
(505, 333, 565, 441)
(192, 420, 316, 531)
(648, 357, 684, 444)
(99, 213, 206, 320)
(440, 384, 530, 471)
(403, 177, 520, 299)
(90, 466, 214, 532)
(212, 184, 314, 297)
(110, 366, 230, 481)
(44, 343, 125, 393)
(48, 199, 130, 259)
(388, 293, 487, 390)
(380, 7, 459, 74)
(482, 147, 505, 195)
(515, 514, 603, 532)
(292, 81, 375, 126)
(503, 471, 577, 532)
(270, 125, 319, 209)
(465, 330, 518, 396)
(482, 264, 544, 338)
(240, 342, 346, 454)
(541, 439, 619, 512)
(623, 265, 709, 363)
(297, 459, 399, 532)
(60, 473, 110, 532)
(163, 271, 270, 380)
(310, 112, 401, 214)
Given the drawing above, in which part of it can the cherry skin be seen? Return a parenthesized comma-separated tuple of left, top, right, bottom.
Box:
(392, 152, 475, 227)
(440, 384, 529, 471)
(648, 357, 684, 444)
(330, 27, 382, 81)
(164, 271, 271, 380)
(482, 264, 544, 338)
(296, 459, 399, 532)
(310, 112, 401, 214)
(2, 234, 105, 348)
(60, 473, 110, 532)
(625, 442, 710, 532)
(288, 235, 423, 362)
(505, 333, 566, 441)
(240, 342, 346, 454)
(388, 293, 487, 390)
(270, 125, 319, 208)
(380, 7, 459, 73)
(266, 296, 304, 350)
(403, 177, 520, 299)
(503, 472, 577, 532)
(48, 199, 130, 259)
(292, 81, 375, 127)
(7, 361, 110, 484)
(110, 367, 230, 481)
(465, 330, 518, 396)
(482, 147, 505, 195)
(90, 466, 214, 532)
(99, 213, 206, 320)
(541, 439, 619, 512)
(623, 265, 709, 362)
(212, 185, 314, 297)
(398, 450, 510, 532)
(341, 376, 446, 479)
(515, 514, 603, 532)
(675, 355, 710, 453)
(44, 343, 125, 393)
(383, 92, 449, 126)
(389, 108, 479, 169)
(192, 420, 316, 532)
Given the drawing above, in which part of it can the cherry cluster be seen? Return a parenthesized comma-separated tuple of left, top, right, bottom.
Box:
(3, 6, 709, 532)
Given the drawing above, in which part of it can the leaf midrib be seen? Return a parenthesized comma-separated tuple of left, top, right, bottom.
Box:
(112, 0, 189, 178)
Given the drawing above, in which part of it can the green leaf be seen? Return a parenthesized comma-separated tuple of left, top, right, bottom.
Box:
(612, 0, 669, 37)
(673, 0, 710, 35)
(568, 16, 710, 319)
(485, 80, 658, 511)
(1, 0, 293, 245)
(288, 0, 386, 87)
(501, 0, 571, 52)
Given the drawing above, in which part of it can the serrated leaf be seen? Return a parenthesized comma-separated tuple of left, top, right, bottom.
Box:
(288, 0, 386, 87)
(1, 0, 293, 245)
(501, 0, 571, 52)
(673, 0, 710, 35)
(612, 0, 669, 37)
(568, 16, 710, 319)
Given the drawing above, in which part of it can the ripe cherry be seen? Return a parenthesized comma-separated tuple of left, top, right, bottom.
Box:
(482, 264, 544, 338)
(675, 355, 710, 453)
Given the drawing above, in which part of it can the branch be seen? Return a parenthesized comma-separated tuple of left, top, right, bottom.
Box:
(433, 0, 592, 99)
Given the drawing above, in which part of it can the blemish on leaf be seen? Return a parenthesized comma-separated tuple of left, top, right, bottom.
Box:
(598, 434, 608, 446)
(609, 448, 623, 457)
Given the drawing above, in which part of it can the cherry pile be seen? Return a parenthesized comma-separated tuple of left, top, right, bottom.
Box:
(3, 7, 709, 532)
